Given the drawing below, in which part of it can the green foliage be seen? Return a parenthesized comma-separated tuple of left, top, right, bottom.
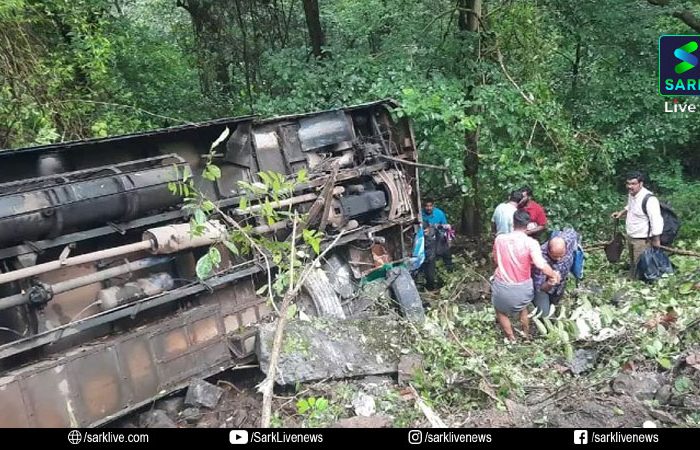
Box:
(3, 0, 700, 243)
(295, 396, 339, 427)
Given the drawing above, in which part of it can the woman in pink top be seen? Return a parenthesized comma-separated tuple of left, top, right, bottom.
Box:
(492, 210, 560, 342)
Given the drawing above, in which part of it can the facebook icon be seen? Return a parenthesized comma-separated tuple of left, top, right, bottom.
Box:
(574, 430, 588, 445)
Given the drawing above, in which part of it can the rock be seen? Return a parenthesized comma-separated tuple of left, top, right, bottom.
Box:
(333, 416, 392, 428)
(575, 283, 604, 296)
(180, 407, 202, 424)
(257, 317, 402, 384)
(612, 372, 661, 400)
(654, 385, 673, 405)
(352, 392, 376, 417)
(611, 289, 631, 306)
(568, 349, 598, 375)
(643, 420, 657, 428)
(649, 409, 680, 425)
(115, 419, 138, 428)
(398, 354, 423, 386)
(157, 396, 185, 418)
(682, 394, 700, 409)
(505, 400, 532, 427)
(459, 281, 491, 303)
(185, 379, 224, 409)
(140, 409, 177, 428)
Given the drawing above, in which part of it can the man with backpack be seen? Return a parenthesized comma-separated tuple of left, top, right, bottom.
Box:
(611, 171, 670, 279)
(531, 228, 581, 317)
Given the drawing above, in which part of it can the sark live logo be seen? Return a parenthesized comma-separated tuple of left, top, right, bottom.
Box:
(664, 98, 698, 113)
(659, 35, 700, 95)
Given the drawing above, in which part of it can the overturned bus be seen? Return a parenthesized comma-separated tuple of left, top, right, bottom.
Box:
(0, 100, 423, 427)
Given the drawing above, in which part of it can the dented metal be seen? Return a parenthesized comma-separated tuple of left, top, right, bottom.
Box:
(0, 100, 421, 427)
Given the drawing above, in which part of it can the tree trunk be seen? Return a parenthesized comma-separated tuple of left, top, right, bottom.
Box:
(458, 0, 483, 237)
(178, 0, 234, 96)
(302, 0, 326, 58)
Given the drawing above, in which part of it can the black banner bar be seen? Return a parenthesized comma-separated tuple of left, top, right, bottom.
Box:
(3, 428, 696, 449)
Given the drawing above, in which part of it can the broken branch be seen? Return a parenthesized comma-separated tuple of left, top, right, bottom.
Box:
(212, 204, 276, 311)
(378, 154, 449, 171)
(660, 245, 700, 257)
(258, 229, 346, 427)
(409, 384, 448, 428)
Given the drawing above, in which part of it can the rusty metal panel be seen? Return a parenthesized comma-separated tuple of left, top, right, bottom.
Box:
(194, 341, 230, 369)
(22, 365, 78, 427)
(69, 346, 126, 424)
(118, 335, 159, 405)
(191, 317, 220, 345)
(224, 121, 254, 166)
(253, 129, 288, 175)
(0, 299, 235, 428)
(0, 380, 30, 427)
(278, 124, 306, 164)
(216, 165, 249, 197)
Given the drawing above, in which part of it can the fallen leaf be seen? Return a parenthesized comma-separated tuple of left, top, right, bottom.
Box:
(622, 360, 636, 372)
(686, 353, 700, 371)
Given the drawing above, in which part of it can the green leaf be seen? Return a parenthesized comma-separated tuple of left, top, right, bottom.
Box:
(656, 357, 672, 369)
(208, 247, 221, 267)
(194, 209, 207, 225)
(167, 181, 177, 195)
(239, 196, 247, 211)
(256, 284, 268, 295)
(195, 255, 213, 280)
(203, 164, 221, 181)
(296, 399, 310, 414)
(208, 164, 221, 179)
(202, 200, 216, 213)
(224, 240, 239, 256)
(258, 171, 272, 187)
(674, 376, 692, 393)
(296, 169, 308, 183)
(315, 397, 328, 411)
(308, 397, 316, 407)
(679, 282, 694, 295)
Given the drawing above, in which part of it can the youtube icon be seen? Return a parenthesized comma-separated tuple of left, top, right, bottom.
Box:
(229, 430, 249, 445)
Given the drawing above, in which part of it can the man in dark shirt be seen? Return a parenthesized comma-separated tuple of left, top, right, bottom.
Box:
(520, 186, 548, 241)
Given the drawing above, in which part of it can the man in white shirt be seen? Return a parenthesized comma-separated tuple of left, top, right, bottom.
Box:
(611, 171, 664, 279)
(491, 190, 524, 236)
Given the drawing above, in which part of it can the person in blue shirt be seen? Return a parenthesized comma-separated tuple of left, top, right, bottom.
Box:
(422, 198, 448, 226)
(419, 198, 453, 290)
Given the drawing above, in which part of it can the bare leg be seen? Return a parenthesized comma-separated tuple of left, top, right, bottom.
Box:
(519, 309, 531, 340)
(496, 310, 516, 342)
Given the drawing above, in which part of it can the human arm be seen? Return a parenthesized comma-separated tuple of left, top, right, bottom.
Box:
(611, 206, 628, 219)
(645, 197, 663, 247)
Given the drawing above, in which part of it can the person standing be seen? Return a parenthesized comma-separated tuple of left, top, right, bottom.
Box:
(491, 210, 560, 342)
(520, 186, 548, 241)
(491, 190, 524, 236)
(611, 171, 664, 279)
(420, 198, 453, 290)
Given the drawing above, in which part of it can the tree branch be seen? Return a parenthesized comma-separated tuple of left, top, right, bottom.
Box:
(258, 230, 346, 427)
(52, 99, 194, 125)
(673, 9, 700, 33)
(212, 204, 277, 311)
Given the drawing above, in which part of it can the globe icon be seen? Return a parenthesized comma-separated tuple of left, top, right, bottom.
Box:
(68, 430, 82, 445)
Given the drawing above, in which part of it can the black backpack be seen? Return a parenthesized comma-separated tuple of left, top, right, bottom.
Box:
(641, 193, 680, 246)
